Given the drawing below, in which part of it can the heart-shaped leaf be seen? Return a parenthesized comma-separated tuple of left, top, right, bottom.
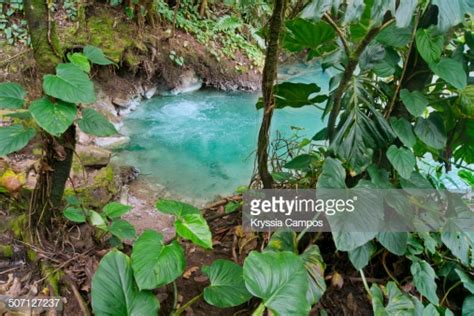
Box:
(131, 230, 185, 290)
(0, 82, 26, 109)
(0, 125, 36, 156)
(91, 250, 160, 316)
(103, 202, 132, 219)
(202, 259, 252, 308)
(301, 245, 326, 306)
(176, 213, 213, 249)
(414, 116, 447, 149)
(390, 117, 416, 147)
(29, 97, 77, 136)
(63, 207, 87, 223)
(243, 251, 310, 315)
(400, 89, 428, 117)
(348, 241, 376, 270)
(78, 108, 117, 137)
(43, 63, 96, 104)
(386, 145, 416, 179)
(68, 52, 91, 73)
(429, 58, 467, 90)
(410, 259, 439, 305)
(108, 219, 136, 241)
(415, 27, 444, 64)
(156, 199, 200, 217)
(83, 45, 115, 65)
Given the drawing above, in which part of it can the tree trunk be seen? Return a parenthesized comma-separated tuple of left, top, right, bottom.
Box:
(256, 0, 286, 188)
(24, 0, 61, 74)
(24, 0, 75, 230)
(199, 0, 207, 17)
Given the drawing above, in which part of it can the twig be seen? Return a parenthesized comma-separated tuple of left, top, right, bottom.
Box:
(64, 276, 91, 316)
(0, 49, 31, 67)
(385, 12, 420, 118)
(173, 293, 203, 316)
(322, 13, 350, 58)
(440, 281, 462, 306)
(359, 269, 372, 299)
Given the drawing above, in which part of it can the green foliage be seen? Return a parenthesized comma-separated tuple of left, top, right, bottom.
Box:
(415, 27, 444, 64)
(386, 145, 416, 179)
(399, 89, 428, 117)
(83, 45, 115, 65)
(202, 259, 252, 308)
(301, 245, 326, 305)
(156, 199, 213, 249)
(78, 108, 117, 137)
(0, 125, 36, 156)
(91, 250, 160, 316)
(43, 63, 96, 104)
(410, 259, 439, 305)
(67, 52, 91, 73)
(29, 98, 77, 137)
(0, 0, 29, 46)
(243, 251, 311, 315)
(131, 230, 185, 290)
(283, 19, 336, 57)
(0, 82, 26, 109)
(429, 58, 467, 90)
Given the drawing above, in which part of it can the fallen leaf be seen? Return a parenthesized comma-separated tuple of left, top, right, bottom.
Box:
(183, 266, 199, 279)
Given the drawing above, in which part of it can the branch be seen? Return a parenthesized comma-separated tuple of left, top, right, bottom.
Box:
(322, 13, 350, 58)
(327, 19, 394, 141)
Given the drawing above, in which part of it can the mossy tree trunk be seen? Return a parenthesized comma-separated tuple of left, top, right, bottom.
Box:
(24, 0, 75, 230)
(256, 0, 286, 188)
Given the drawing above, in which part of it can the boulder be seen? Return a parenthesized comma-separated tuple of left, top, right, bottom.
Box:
(76, 144, 111, 167)
(95, 135, 130, 149)
(169, 69, 202, 95)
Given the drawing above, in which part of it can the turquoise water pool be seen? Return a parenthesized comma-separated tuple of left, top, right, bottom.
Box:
(115, 63, 329, 199)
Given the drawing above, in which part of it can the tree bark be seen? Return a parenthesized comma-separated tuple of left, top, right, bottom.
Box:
(256, 0, 286, 188)
(24, 0, 61, 74)
(24, 0, 75, 229)
(199, 0, 207, 17)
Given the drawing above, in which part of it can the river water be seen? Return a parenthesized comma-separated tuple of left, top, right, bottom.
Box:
(114, 62, 328, 200)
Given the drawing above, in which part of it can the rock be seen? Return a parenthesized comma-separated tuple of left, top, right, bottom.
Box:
(94, 136, 130, 149)
(94, 91, 118, 117)
(118, 165, 140, 185)
(112, 97, 131, 108)
(169, 69, 202, 95)
(76, 144, 111, 167)
(143, 85, 157, 99)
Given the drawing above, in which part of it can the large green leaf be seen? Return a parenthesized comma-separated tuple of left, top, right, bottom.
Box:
(330, 106, 395, 174)
(415, 27, 444, 64)
(348, 241, 376, 270)
(155, 199, 212, 249)
(377, 232, 408, 255)
(283, 18, 335, 54)
(68, 52, 91, 73)
(266, 231, 297, 253)
(441, 229, 470, 265)
(390, 117, 416, 147)
(103, 202, 132, 219)
(284, 154, 319, 171)
(463, 296, 474, 316)
(78, 108, 117, 137)
(175, 213, 213, 249)
(432, 0, 472, 32)
(300, 0, 333, 20)
(108, 219, 136, 241)
(63, 207, 87, 223)
(156, 199, 200, 217)
(131, 230, 185, 290)
(91, 250, 160, 316)
(343, 0, 365, 24)
(386, 145, 416, 179)
(202, 259, 252, 308)
(399, 89, 428, 117)
(83, 45, 115, 65)
(0, 125, 36, 156)
(29, 97, 77, 137)
(394, 0, 416, 28)
(414, 115, 447, 150)
(316, 157, 346, 189)
(410, 259, 439, 305)
(376, 24, 412, 48)
(243, 251, 310, 316)
(43, 63, 96, 104)
(429, 58, 467, 90)
(271, 82, 325, 109)
(301, 245, 326, 306)
(0, 82, 26, 109)
(455, 269, 474, 294)
(371, 282, 417, 315)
